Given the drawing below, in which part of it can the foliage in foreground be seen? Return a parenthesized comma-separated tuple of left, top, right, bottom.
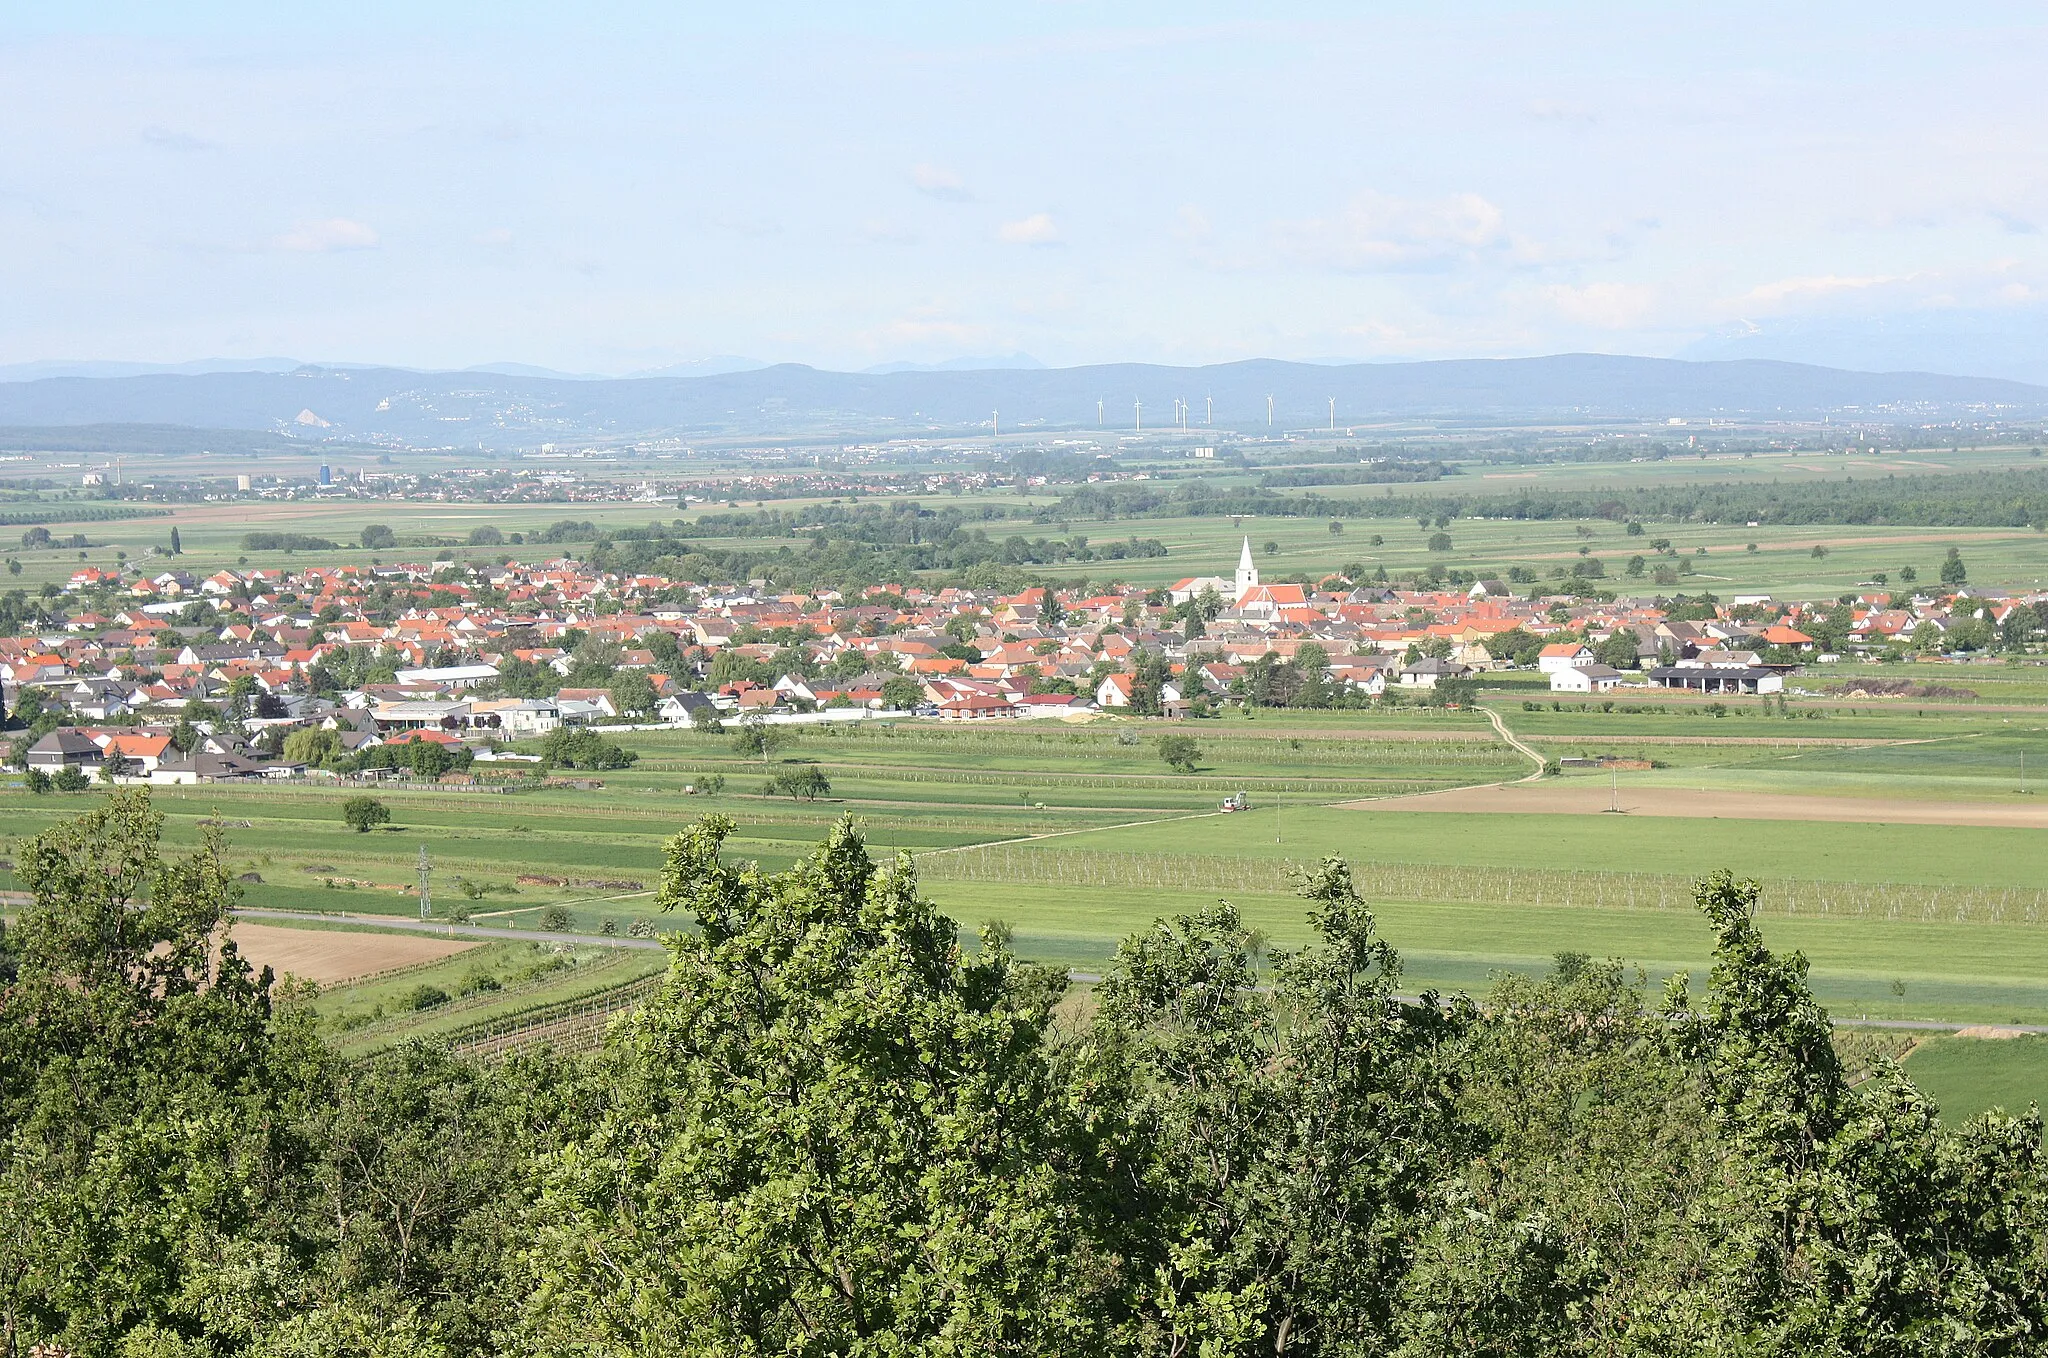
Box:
(3, 793, 2046, 1355)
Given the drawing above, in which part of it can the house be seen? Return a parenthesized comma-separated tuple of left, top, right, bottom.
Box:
(1537, 643, 1595, 674)
(1550, 662, 1627, 694)
(657, 691, 721, 726)
(468, 696, 562, 737)
(1014, 693, 1093, 718)
(1095, 672, 1136, 708)
(1397, 657, 1472, 689)
(98, 731, 173, 776)
(27, 728, 104, 773)
(937, 693, 1015, 720)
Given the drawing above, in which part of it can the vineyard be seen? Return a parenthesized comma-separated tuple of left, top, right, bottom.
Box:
(918, 845, 2048, 927)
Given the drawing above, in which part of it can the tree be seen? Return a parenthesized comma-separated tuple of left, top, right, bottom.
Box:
(1428, 531, 1453, 552)
(519, 816, 1108, 1354)
(539, 727, 637, 770)
(1157, 733, 1202, 773)
(764, 766, 831, 800)
(467, 524, 504, 546)
(100, 751, 135, 783)
(0, 791, 320, 1354)
(22, 766, 49, 793)
(282, 725, 339, 766)
(609, 669, 658, 718)
(1941, 547, 1968, 586)
(51, 764, 89, 792)
(168, 526, 182, 555)
(731, 719, 795, 763)
(1090, 861, 1468, 1354)
(360, 523, 398, 550)
(408, 739, 453, 778)
(342, 795, 391, 833)
(881, 674, 924, 711)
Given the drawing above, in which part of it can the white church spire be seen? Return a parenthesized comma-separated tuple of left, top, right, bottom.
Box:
(1234, 534, 1258, 599)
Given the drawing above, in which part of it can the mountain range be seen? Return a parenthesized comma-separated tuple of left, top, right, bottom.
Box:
(0, 354, 2040, 447)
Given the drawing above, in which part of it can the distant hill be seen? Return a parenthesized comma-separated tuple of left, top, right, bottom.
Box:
(0, 354, 2040, 446)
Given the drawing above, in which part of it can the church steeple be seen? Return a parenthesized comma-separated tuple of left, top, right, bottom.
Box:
(1234, 535, 1258, 599)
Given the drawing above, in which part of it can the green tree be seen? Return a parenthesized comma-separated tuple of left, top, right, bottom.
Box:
(1157, 732, 1202, 774)
(409, 739, 453, 779)
(518, 816, 1110, 1354)
(342, 794, 391, 833)
(360, 523, 398, 550)
(881, 674, 924, 710)
(1941, 546, 1968, 586)
(730, 719, 796, 763)
(1089, 860, 1468, 1354)
(283, 725, 339, 766)
(168, 525, 182, 555)
(764, 765, 832, 800)
(0, 791, 319, 1354)
(22, 766, 49, 793)
(50, 764, 89, 792)
(609, 669, 658, 718)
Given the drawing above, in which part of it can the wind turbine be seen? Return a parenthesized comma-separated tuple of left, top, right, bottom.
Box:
(992, 410, 999, 436)
(1266, 394, 1274, 428)
(1328, 397, 1335, 432)
(1097, 398, 1104, 428)
(1134, 397, 1143, 432)
(1205, 392, 1213, 426)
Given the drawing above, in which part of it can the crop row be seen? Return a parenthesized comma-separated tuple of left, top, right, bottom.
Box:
(917, 847, 2048, 927)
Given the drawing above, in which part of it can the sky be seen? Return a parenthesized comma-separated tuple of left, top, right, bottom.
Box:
(6, 2, 2048, 379)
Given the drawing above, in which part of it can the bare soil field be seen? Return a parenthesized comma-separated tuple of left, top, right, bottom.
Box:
(229, 922, 481, 986)
(1340, 782, 2048, 828)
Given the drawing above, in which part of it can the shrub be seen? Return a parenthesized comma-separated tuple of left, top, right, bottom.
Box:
(539, 905, 573, 931)
(404, 984, 450, 1011)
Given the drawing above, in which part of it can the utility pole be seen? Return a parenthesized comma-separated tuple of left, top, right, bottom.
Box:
(417, 845, 432, 920)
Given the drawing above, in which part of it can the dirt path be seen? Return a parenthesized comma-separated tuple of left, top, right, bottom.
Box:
(1482, 707, 1547, 783)
(1334, 780, 2048, 828)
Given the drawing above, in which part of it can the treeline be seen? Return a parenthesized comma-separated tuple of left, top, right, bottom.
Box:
(7, 793, 2047, 1356)
(1054, 465, 2048, 527)
(0, 502, 170, 526)
(1257, 460, 1457, 489)
(241, 531, 339, 551)
(581, 504, 1165, 591)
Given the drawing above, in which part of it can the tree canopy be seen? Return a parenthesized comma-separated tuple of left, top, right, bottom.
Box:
(4, 796, 2047, 1355)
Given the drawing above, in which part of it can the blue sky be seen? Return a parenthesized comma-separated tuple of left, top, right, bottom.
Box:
(5, 3, 2048, 377)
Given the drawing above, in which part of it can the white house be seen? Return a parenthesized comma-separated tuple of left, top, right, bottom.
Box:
(1537, 643, 1595, 674)
(1550, 663, 1626, 694)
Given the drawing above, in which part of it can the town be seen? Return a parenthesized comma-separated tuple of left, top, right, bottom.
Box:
(7, 529, 2026, 785)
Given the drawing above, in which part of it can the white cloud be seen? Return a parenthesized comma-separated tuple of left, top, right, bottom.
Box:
(270, 218, 380, 253)
(1735, 273, 1908, 308)
(1536, 281, 1660, 329)
(912, 163, 972, 202)
(1274, 192, 1513, 272)
(998, 212, 1061, 246)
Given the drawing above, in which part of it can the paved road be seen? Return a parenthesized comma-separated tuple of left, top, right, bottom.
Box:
(231, 907, 667, 950)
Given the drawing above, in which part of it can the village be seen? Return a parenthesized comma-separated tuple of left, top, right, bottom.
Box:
(0, 534, 2028, 786)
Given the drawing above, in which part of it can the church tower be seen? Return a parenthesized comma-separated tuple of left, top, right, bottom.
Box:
(1234, 535, 1259, 600)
